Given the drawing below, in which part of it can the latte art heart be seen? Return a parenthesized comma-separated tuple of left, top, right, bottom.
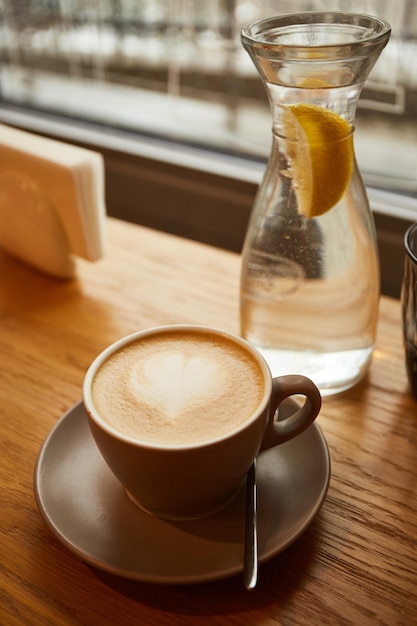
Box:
(91, 330, 264, 445)
(130, 352, 222, 420)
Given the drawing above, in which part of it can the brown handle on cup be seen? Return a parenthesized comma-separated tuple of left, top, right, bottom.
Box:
(260, 375, 322, 450)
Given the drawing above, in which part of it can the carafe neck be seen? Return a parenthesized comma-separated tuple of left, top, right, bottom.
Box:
(241, 12, 391, 125)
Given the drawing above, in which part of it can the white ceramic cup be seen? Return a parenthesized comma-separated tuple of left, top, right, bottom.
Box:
(83, 325, 322, 520)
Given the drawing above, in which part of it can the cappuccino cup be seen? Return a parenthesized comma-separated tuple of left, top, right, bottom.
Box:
(83, 325, 321, 520)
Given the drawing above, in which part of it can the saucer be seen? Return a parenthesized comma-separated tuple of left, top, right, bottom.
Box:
(34, 401, 330, 584)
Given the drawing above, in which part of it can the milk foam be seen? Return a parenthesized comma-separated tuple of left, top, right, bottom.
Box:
(92, 331, 264, 445)
(131, 351, 223, 420)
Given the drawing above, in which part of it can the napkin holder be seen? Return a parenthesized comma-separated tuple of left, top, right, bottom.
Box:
(0, 124, 106, 278)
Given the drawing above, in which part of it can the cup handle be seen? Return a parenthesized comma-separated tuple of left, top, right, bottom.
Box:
(260, 375, 322, 451)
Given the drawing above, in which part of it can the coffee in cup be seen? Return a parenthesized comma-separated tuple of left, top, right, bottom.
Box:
(91, 328, 265, 446)
(83, 325, 321, 520)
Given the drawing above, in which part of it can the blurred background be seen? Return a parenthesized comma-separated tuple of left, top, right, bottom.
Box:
(0, 1, 416, 297)
(1, 0, 416, 195)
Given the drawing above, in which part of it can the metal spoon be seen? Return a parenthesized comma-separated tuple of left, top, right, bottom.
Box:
(243, 459, 258, 590)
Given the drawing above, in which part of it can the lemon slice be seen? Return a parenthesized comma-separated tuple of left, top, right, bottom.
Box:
(285, 104, 354, 218)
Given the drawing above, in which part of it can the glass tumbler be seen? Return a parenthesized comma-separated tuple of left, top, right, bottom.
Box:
(402, 223, 417, 400)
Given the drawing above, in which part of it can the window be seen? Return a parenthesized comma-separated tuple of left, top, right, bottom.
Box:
(1, 0, 416, 192)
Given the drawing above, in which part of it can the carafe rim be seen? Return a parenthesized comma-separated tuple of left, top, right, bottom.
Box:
(241, 11, 391, 54)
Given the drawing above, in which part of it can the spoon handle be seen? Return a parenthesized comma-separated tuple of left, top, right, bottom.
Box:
(244, 460, 258, 590)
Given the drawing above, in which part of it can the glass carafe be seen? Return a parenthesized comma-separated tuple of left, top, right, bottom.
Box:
(240, 12, 391, 396)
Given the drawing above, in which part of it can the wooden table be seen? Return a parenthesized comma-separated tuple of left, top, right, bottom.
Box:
(1, 217, 416, 626)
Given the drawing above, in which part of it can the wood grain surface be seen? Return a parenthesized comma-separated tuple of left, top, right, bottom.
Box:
(1, 217, 416, 626)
